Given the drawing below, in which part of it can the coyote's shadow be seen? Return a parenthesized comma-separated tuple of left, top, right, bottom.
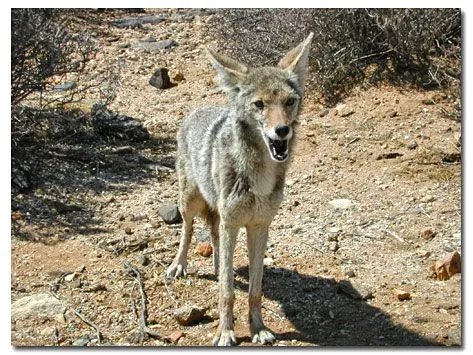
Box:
(233, 266, 441, 346)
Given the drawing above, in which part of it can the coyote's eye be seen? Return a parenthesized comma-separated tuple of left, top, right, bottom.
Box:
(253, 100, 264, 110)
(285, 98, 296, 107)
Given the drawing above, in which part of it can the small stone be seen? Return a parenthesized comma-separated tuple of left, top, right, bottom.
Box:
(416, 249, 431, 259)
(53, 81, 76, 91)
(168, 330, 185, 343)
(149, 68, 173, 90)
(172, 71, 185, 82)
(195, 242, 213, 257)
(173, 305, 207, 326)
(328, 242, 339, 252)
(64, 273, 75, 282)
(422, 98, 436, 105)
(419, 227, 436, 240)
(328, 227, 341, 234)
(407, 141, 418, 150)
(336, 104, 355, 117)
(389, 111, 398, 118)
(263, 257, 275, 266)
(319, 108, 330, 117)
(420, 195, 436, 203)
(344, 269, 356, 278)
(393, 289, 411, 301)
(433, 251, 461, 280)
(328, 198, 354, 210)
(125, 227, 133, 235)
(158, 204, 182, 225)
(139, 254, 150, 266)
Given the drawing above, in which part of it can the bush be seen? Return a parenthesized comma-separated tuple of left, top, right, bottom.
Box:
(207, 9, 461, 104)
(11, 9, 97, 106)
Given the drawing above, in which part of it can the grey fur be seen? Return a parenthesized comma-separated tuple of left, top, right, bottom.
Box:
(166, 33, 313, 346)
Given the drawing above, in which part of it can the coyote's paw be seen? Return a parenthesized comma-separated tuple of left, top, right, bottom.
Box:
(165, 262, 187, 279)
(212, 330, 237, 346)
(251, 329, 275, 345)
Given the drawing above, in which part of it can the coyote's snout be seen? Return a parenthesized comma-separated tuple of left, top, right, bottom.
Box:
(166, 33, 313, 346)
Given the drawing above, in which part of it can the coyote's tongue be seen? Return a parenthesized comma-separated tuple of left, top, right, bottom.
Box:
(269, 138, 288, 161)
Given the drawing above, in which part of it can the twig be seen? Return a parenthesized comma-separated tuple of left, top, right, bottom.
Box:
(163, 276, 180, 307)
(73, 309, 102, 345)
(301, 241, 346, 263)
(346, 137, 360, 147)
(124, 261, 168, 343)
(382, 229, 405, 243)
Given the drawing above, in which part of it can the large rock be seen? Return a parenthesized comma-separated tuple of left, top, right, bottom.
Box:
(12, 293, 67, 320)
(173, 305, 207, 326)
(91, 104, 149, 142)
(158, 204, 182, 225)
(433, 251, 461, 280)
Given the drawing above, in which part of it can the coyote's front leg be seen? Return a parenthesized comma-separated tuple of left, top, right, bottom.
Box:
(246, 224, 275, 344)
(212, 222, 238, 346)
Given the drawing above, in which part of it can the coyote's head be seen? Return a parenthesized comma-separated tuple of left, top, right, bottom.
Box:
(206, 33, 313, 163)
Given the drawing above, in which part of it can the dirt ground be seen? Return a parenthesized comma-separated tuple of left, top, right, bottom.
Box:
(11, 9, 462, 347)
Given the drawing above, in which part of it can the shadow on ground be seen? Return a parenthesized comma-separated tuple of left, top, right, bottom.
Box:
(233, 266, 441, 346)
(11, 106, 176, 242)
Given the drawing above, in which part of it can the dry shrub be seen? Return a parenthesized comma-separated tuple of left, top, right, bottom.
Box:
(207, 8, 461, 105)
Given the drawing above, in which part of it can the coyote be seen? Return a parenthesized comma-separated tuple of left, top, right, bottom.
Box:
(166, 33, 314, 346)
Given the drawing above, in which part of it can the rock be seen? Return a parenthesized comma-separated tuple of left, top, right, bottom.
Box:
(139, 254, 150, 266)
(111, 15, 165, 29)
(388, 111, 398, 118)
(131, 40, 177, 51)
(433, 251, 461, 280)
(416, 249, 431, 259)
(173, 305, 207, 326)
(336, 104, 355, 117)
(64, 273, 75, 282)
(419, 227, 436, 240)
(263, 257, 275, 266)
(12, 293, 67, 320)
(422, 98, 436, 105)
(446, 325, 461, 346)
(393, 289, 411, 301)
(72, 334, 93, 346)
(376, 152, 403, 160)
(337, 280, 373, 300)
(141, 36, 157, 42)
(328, 198, 354, 210)
(168, 330, 185, 343)
(420, 195, 436, 203)
(319, 108, 330, 117)
(125, 227, 133, 235)
(442, 152, 461, 163)
(149, 68, 173, 89)
(91, 104, 150, 142)
(158, 204, 182, 225)
(195, 242, 213, 257)
(407, 141, 418, 150)
(53, 81, 76, 91)
(172, 71, 185, 82)
(344, 269, 356, 278)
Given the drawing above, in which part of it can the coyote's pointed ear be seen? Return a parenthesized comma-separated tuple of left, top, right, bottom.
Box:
(278, 32, 314, 92)
(206, 48, 249, 92)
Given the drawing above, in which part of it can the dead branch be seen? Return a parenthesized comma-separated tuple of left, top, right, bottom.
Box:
(73, 309, 102, 345)
(123, 261, 169, 343)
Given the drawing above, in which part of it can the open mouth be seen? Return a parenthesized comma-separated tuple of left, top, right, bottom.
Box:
(267, 137, 289, 162)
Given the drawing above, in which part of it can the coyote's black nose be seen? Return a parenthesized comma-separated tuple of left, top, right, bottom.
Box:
(275, 124, 290, 138)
